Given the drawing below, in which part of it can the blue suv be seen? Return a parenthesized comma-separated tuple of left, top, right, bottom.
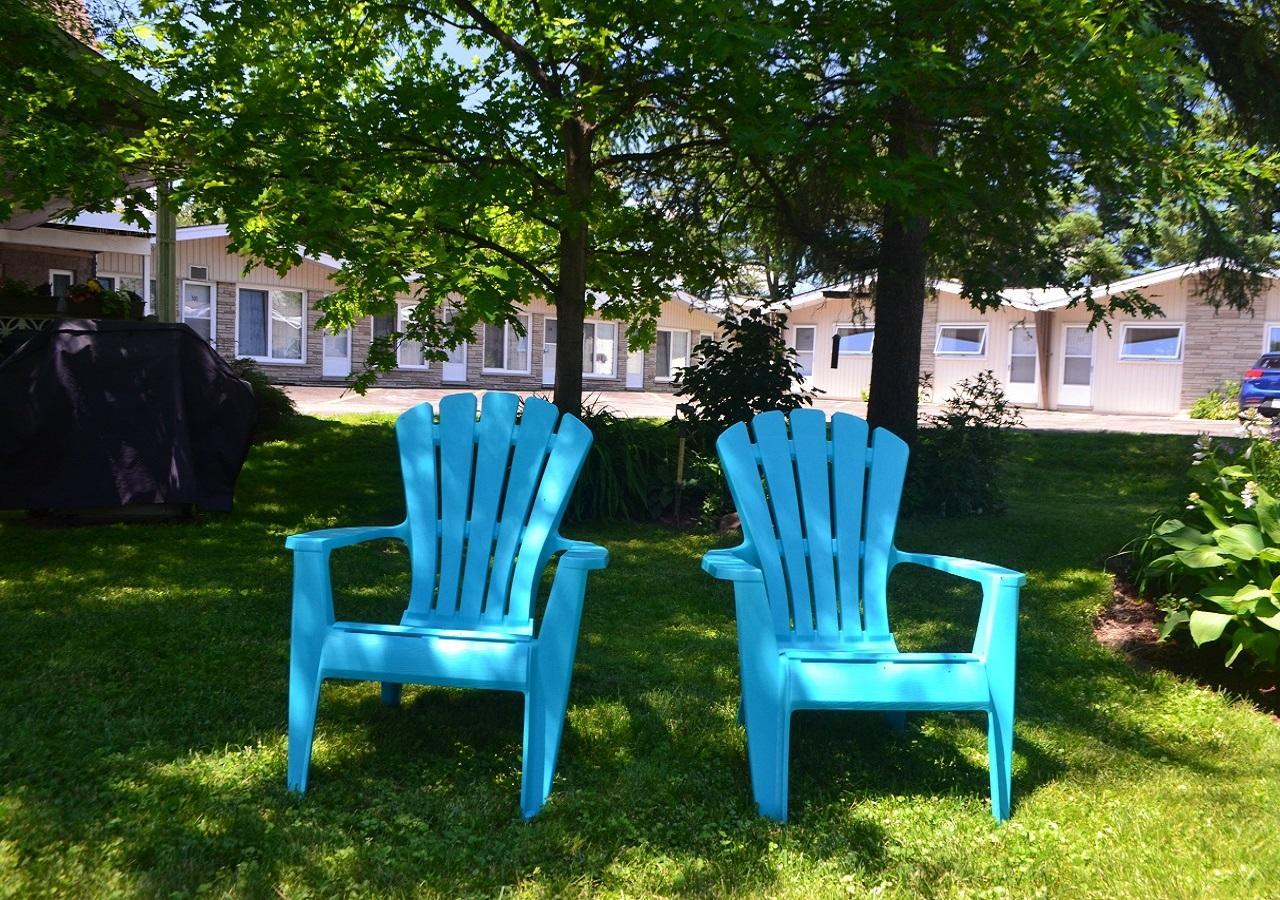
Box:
(1239, 353, 1280, 416)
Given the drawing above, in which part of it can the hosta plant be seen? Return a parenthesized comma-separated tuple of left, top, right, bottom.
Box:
(1139, 433, 1280, 669)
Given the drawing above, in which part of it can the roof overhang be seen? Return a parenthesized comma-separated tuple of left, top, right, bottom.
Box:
(0, 223, 151, 256)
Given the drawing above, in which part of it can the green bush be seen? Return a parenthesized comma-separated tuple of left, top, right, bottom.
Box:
(905, 370, 1024, 517)
(567, 399, 680, 523)
(1129, 429, 1280, 670)
(228, 358, 298, 441)
(1189, 380, 1242, 420)
(673, 305, 820, 443)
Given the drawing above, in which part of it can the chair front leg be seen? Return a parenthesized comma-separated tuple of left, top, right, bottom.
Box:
(287, 549, 335, 793)
(520, 563, 591, 819)
(733, 581, 790, 821)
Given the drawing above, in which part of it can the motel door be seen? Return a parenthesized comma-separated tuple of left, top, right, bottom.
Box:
(322, 329, 352, 378)
(1060, 325, 1094, 407)
(1007, 323, 1037, 405)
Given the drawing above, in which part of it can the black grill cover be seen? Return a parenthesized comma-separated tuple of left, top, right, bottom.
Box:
(0, 319, 256, 511)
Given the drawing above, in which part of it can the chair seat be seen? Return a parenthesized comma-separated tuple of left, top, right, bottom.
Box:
(787, 651, 989, 711)
(319, 620, 533, 691)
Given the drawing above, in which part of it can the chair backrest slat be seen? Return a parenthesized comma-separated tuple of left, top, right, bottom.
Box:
(717, 422, 795, 636)
(398, 403, 440, 617)
(482, 396, 560, 624)
(457, 392, 520, 621)
(717, 410, 907, 643)
(507, 413, 593, 623)
(434, 393, 478, 615)
(861, 427, 909, 639)
(752, 411, 815, 636)
(790, 408, 840, 635)
(395, 393, 590, 632)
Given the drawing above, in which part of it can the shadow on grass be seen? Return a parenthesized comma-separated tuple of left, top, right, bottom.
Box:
(0, 417, 1244, 895)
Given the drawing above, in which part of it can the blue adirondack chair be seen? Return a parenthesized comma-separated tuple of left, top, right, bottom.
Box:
(703, 409, 1025, 822)
(285, 392, 608, 818)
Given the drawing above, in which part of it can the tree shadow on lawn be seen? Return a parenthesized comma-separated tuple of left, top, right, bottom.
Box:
(0, 419, 1241, 895)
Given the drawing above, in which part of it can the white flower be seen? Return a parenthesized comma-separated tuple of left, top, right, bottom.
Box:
(1242, 481, 1259, 509)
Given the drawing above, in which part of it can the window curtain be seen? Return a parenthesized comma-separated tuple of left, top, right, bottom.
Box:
(238, 290, 267, 357)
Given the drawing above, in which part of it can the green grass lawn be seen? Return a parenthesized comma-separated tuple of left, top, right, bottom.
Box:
(3, 417, 1280, 898)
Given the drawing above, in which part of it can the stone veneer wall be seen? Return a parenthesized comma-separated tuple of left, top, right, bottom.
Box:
(1179, 299, 1265, 407)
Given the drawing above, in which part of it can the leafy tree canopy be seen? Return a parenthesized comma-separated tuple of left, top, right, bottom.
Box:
(123, 0, 737, 406)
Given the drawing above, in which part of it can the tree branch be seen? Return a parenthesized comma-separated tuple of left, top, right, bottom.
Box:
(447, 0, 561, 98)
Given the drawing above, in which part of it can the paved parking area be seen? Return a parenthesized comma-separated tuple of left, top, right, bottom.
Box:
(284, 385, 1241, 436)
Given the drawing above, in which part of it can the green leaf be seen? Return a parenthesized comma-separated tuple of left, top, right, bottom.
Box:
(1175, 546, 1229, 569)
(1256, 611, 1280, 631)
(1153, 519, 1212, 550)
(1214, 524, 1265, 560)
(1188, 610, 1233, 645)
(1254, 486, 1280, 543)
(1158, 609, 1189, 640)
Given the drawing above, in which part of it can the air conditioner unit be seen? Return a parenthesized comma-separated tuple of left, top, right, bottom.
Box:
(189, 266, 209, 281)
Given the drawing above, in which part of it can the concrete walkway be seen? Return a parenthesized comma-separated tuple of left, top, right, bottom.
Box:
(284, 385, 1242, 436)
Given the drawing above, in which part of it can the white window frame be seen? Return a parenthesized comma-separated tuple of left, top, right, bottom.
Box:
(655, 327, 691, 382)
(96, 273, 145, 295)
(1264, 323, 1280, 354)
(482, 313, 532, 374)
(179, 279, 216, 343)
(582, 318, 619, 379)
(395, 302, 430, 370)
(235, 284, 307, 365)
(1118, 323, 1184, 362)
(833, 322, 875, 356)
(49, 269, 74, 297)
(934, 323, 989, 357)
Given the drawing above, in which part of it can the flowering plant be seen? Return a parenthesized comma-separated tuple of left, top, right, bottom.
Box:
(66, 279, 135, 318)
(1134, 426, 1280, 670)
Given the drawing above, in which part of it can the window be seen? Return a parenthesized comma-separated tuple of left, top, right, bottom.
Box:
(97, 274, 144, 296)
(1265, 324, 1280, 354)
(181, 280, 214, 342)
(1120, 324, 1183, 361)
(834, 323, 874, 355)
(483, 315, 531, 372)
(397, 304, 428, 368)
(372, 311, 396, 340)
(49, 270, 73, 299)
(656, 328, 690, 381)
(582, 321, 617, 377)
(791, 326, 815, 376)
(237, 287, 304, 362)
(935, 325, 988, 356)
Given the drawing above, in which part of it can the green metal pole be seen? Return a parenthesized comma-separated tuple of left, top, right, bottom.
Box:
(155, 180, 177, 323)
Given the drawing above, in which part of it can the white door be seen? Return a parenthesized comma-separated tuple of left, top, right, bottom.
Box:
(790, 325, 816, 385)
(181, 281, 215, 346)
(322, 328, 351, 377)
(1007, 323, 1038, 405)
(441, 308, 467, 383)
(542, 317, 557, 386)
(1060, 325, 1093, 407)
(626, 347, 644, 389)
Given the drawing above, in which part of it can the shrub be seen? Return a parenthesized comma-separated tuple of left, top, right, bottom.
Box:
(1130, 428, 1280, 670)
(673, 305, 821, 444)
(228, 358, 297, 441)
(1189, 380, 1242, 420)
(905, 370, 1024, 517)
(566, 397, 682, 523)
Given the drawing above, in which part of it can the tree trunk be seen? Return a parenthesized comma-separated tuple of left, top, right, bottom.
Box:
(866, 97, 932, 444)
(552, 118, 594, 418)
